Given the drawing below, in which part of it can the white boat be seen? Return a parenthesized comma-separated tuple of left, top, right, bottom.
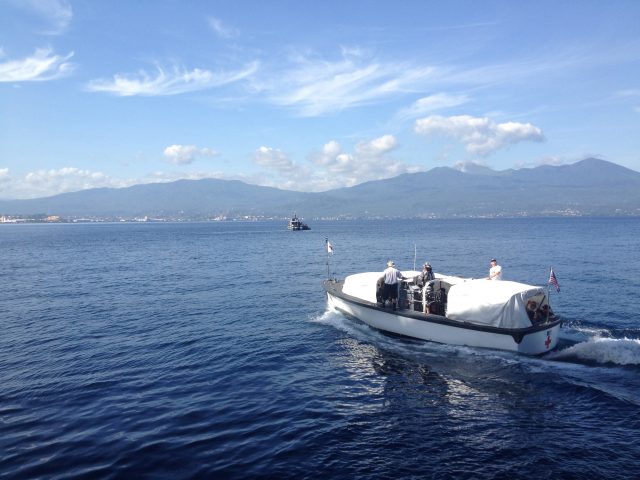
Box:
(288, 213, 310, 230)
(324, 271, 561, 355)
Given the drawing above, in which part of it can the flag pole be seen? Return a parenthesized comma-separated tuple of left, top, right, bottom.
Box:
(547, 266, 552, 322)
(547, 265, 552, 299)
(326, 238, 330, 279)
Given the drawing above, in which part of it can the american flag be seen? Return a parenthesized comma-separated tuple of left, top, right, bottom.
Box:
(548, 268, 560, 293)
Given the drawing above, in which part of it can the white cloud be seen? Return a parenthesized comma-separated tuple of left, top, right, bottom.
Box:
(252, 135, 421, 191)
(0, 134, 415, 198)
(453, 160, 489, 173)
(251, 146, 320, 191)
(355, 134, 397, 157)
(313, 135, 421, 189)
(414, 115, 544, 156)
(163, 145, 217, 165)
(0, 167, 242, 200)
(313, 135, 417, 188)
(207, 17, 239, 39)
(86, 62, 259, 96)
(313, 140, 342, 167)
(0, 47, 74, 82)
(254, 146, 298, 174)
(0, 167, 134, 199)
(396, 93, 469, 121)
(269, 51, 442, 116)
(534, 156, 564, 167)
(513, 155, 567, 169)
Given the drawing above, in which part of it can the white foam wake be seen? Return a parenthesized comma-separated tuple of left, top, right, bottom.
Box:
(549, 337, 640, 366)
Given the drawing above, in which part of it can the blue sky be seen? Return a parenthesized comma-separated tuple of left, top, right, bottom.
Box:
(1, 0, 639, 199)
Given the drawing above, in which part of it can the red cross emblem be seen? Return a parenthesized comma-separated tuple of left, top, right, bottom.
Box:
(544, 331, 552, 349)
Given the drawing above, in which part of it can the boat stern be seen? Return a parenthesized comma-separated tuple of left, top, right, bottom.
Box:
(517, 322, 561, 355)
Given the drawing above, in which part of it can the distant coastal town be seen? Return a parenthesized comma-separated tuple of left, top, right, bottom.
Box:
(2, 209, 632, 224)
(0, 214, 264, 224)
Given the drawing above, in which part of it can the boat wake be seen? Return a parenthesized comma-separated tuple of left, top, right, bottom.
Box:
(548, 337, 640, 366)
(311, 309, 367, 338)
(548, 321, 640, 367)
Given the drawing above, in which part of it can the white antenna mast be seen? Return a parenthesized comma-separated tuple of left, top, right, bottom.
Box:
(413, 243, 417, 271)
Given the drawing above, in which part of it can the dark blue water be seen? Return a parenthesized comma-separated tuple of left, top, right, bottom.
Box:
(2, 218, 639, 479)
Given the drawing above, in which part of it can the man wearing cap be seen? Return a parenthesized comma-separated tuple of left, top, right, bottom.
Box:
(383, 260, 405, 310)
(487, 258, 503, 281)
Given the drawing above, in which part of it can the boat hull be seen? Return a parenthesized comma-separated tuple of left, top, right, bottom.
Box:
(325, 281, 560, 355)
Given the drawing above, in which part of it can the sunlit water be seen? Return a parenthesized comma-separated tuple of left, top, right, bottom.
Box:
(1, 218, 639, 479)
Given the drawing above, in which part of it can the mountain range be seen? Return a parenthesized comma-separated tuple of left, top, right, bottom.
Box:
(1, 158, 639, 219)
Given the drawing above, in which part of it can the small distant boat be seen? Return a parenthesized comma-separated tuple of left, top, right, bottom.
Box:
(288, 213, 310, 231)
(324, 271, 561, 355)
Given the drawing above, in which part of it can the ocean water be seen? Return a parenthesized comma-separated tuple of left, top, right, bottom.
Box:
(1, 218, 639, 479)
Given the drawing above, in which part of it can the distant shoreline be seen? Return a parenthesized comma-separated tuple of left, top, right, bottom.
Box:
(2, 214, 639, 225)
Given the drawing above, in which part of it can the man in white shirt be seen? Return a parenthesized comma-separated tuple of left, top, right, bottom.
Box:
(487, 258, 503, 281)
(383, 260, 405, 310)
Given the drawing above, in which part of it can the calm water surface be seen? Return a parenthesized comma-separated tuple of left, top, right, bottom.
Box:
(1, 218, 639, 479)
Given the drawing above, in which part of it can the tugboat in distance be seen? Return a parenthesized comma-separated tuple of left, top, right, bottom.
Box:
(288, 213, 310, 231)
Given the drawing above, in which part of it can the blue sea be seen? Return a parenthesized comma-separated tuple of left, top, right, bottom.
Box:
(2, 218, 639, 479)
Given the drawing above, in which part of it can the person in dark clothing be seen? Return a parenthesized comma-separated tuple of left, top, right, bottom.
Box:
(420, 262, 435, 286)
(376, 276, 385, 305)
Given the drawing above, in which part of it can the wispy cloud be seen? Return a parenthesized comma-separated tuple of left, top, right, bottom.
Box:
(395, 93, 469, 121)
(87, 62, 259, 96)
(268, 51, 443, 116)
(264, 39, 640, 118)
(264, 47, 582, 118)
(0, 47, 74, 82)
(163, 145, 217, 165)
(18, 0, 73, 35)
(414, 115, 544, 156)
(207, 17, 239, 39)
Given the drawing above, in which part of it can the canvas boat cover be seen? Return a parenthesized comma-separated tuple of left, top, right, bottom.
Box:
(342, 272, 544, 329)
(342, 271, 421, 303)
(446, 279, 544, 329)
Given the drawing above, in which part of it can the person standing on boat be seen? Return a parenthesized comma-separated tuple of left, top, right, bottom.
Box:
(420, 262, 435, 286)
(383, 260, 405, 310)
(487, 258, 503, 281)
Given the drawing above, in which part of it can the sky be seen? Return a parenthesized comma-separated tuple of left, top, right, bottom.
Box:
(1, 0, 639, 199)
